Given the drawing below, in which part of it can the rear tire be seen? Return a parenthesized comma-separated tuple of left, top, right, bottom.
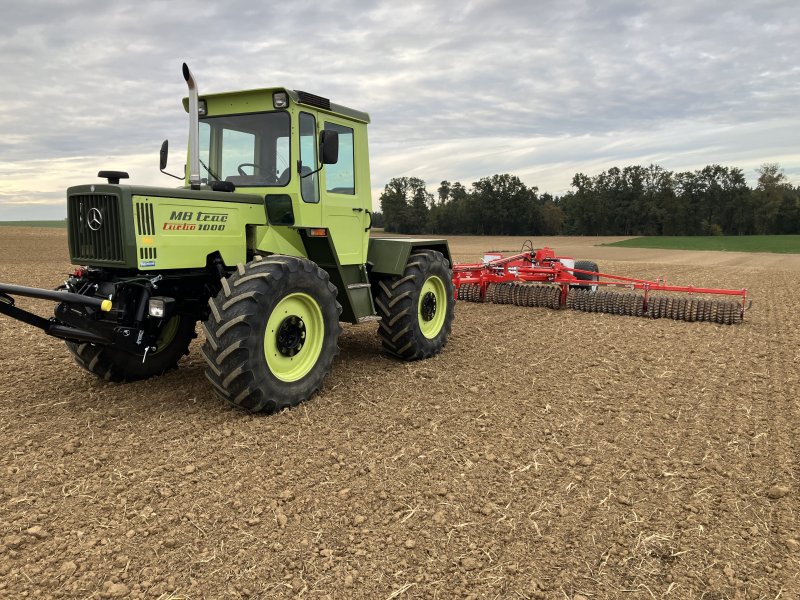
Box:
(201, 255, 342, 413)
(66, 315, 196, 382)
(375, 250, 454, 360)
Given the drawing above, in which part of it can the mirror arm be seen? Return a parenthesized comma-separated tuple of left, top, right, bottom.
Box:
(298, 160, 324, 179)
(161, 167, 185, 181)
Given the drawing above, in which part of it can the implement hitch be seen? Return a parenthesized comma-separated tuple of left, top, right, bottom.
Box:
(0, 282, 113, 344)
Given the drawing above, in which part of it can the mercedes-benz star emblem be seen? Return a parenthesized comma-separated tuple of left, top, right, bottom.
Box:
(87, 207, 103, 231)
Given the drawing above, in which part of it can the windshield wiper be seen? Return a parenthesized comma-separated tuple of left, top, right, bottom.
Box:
(200, 159, 221, 182)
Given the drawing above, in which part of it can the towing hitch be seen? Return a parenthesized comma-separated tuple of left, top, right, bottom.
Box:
(0, 282, 114, 344)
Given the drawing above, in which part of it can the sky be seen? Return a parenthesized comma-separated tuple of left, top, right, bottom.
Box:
(0, 0, 798, 220)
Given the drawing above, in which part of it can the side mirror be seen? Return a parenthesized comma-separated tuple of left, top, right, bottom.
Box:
(319, 130, 339, 165)
(159, 139, 184, 181)
(160, 140, 169, 171)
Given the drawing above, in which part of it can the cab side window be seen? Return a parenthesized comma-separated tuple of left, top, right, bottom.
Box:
(299, 112, 319, 203)
(324, 123, 355, 195)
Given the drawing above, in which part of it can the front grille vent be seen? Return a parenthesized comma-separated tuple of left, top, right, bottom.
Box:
(139, 247, 158, 260)
(135, 201, 155, 236)
(68, 194, 125, 264)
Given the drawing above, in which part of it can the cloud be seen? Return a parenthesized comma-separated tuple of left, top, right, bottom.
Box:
(1, 0, 798, 219)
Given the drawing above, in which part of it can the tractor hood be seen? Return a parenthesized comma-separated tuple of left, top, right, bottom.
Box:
(66, 183, 266, 269)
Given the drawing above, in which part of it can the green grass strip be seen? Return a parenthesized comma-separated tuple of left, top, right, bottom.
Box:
(603, 235, 800, 254)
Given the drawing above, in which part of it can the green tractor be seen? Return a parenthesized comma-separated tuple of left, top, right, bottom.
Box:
(0, 64, 454, 412)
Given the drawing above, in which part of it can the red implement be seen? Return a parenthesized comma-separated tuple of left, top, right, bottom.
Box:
(453, 244, 748, 324)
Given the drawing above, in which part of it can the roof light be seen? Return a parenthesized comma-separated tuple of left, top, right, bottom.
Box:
(198, 99, 207, 116)
(273, 92, 288, 109)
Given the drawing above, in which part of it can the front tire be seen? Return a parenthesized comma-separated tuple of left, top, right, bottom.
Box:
(375, 250, 454, 360)
(66, 315, 196, 382)
(201, 255, 341, 413)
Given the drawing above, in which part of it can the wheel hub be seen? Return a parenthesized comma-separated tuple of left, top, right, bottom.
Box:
(276, 316, 306, 357)
(420, 291, 437, 321)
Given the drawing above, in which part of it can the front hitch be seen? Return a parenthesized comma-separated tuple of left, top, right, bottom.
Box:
(0, 282, 113, 344)
(0, 282, 112, 311)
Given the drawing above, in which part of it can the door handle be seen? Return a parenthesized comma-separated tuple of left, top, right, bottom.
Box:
(352, 207, 364, 212)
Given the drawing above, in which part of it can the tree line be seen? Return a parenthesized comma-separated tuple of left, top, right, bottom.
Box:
(377, 164, 800, 236)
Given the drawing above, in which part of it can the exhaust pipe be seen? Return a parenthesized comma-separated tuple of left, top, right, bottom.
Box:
(182, 63, 202, 190)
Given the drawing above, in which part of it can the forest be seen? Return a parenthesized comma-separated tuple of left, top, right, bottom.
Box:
(377, 163, 800, 236)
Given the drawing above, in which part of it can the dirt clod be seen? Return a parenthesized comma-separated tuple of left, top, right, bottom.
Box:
(724, 565, 735, 577)
(25, 525, 47, 539)
(105, 582, 130, 597)
(767, 485, 790, 499)
(59, 560, 78, 576)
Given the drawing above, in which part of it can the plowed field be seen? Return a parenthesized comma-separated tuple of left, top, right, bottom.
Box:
(1, 229, 798, 599)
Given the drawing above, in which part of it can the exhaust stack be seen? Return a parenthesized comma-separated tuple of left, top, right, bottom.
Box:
(182, 63, 201, 190)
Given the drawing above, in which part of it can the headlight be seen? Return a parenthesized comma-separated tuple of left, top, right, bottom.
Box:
(273, 92, 288, 109)
(148, 297, 175, 318)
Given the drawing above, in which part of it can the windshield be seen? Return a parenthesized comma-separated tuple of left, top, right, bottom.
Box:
(199, 111, 291, 187)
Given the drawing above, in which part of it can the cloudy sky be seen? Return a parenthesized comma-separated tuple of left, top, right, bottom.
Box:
(1, 0, 798, 219)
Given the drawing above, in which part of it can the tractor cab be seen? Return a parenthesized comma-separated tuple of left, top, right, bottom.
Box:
(179, 87, 373, 267)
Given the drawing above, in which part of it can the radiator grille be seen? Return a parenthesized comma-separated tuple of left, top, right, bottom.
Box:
(68, 193, 125, 264)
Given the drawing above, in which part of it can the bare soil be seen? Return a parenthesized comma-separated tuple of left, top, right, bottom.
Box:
(1, 228, 798, 599)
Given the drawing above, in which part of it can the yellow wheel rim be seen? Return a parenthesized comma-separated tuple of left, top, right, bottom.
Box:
(153, 316, 180, 355)
(264, 293, 324, 382)
(418, 275, 447, 339)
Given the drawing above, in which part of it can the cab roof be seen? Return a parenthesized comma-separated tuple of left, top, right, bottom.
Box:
(182, 87, 370, 124)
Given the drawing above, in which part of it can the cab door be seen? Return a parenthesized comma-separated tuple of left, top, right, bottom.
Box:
(319, 119, 369, 266)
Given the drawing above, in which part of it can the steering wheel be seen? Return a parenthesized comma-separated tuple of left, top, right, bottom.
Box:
(237, 163, 278, 183)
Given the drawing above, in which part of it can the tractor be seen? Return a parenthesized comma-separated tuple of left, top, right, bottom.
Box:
(0, 64, 455, 413)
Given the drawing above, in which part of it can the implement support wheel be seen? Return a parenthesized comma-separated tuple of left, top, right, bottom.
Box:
(572, 260, 599, 288)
